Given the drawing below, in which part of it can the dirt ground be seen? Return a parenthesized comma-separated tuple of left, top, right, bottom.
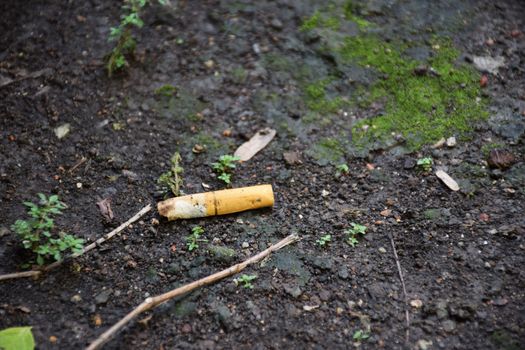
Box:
(1, 0, 524, 349)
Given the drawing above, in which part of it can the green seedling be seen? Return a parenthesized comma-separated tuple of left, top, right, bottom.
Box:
(11, 194, 84, 266)
(186, 226, 207, 252)
(353, 329, 370, 342)
(158, 152, 184, 196)
(416, 157, 433, 172)
(316, 234, 332, 247)
(235, 274, 257, 289)
(106, 0, 167, 76)
(0, 326, 35, 350)
(336, 163, 350, 175)
(345, 222, 367, 247)
(211, 155, 240, 185)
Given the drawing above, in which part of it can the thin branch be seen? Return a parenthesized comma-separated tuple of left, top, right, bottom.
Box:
(86, 234, 300, 350)
(0, 204, 152, 282)
(388, 231, 410, 343)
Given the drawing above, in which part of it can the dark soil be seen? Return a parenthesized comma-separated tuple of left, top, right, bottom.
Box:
(1, 0, 524, 349)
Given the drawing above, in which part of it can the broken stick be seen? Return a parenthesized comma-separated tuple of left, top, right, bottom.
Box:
(86, 233, 300, 350)
(0, 204, 152, 282)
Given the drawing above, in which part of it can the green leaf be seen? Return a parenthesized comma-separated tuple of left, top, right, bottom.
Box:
(36, 255, 44, 265)
(217, 173, 231, 184)
(0, 326, 35, 350)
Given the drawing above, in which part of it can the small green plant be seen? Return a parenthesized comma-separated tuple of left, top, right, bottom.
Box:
(336, 163, 350, 176)
(345, 222, 367, 247)
(211, 155, 240, 185)
(0, 326, 35, 350)
(353, 329, 370, 342)
(416, 157, 433, 172)
(11, 194, 84, 265)
(186, 226, 207, 251)
(235, 274, 257, 289)
(316, 234, 332, 246)
(106, 0, 167, 76)
(158, 152, 184, 196)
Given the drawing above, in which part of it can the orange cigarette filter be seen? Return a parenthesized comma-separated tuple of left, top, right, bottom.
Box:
(157, 184, 274, 221)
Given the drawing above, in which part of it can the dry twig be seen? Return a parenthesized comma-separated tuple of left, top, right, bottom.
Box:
(388, 232, 410, 343)
(0, 204, 152, 282)
(86, 234, 300, 350)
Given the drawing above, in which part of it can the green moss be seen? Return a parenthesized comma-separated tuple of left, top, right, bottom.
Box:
(340, 36, 488, 150)
(343, 0, 371, 29)
(307, 137, 346, 165)
(301, 11, 340, 31)
(303, 78, 348, 113)
(481, 142, 504, 157)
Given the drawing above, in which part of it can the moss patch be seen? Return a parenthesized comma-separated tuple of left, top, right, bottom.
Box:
(307, 137, 347, 165)
(339, 36, 488, 150)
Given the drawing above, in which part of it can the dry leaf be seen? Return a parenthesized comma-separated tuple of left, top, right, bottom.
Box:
(283, 151, 302, 165)
(435, 170, 459, 191)
(96, 198, 114, 221)
(234, 128, 276, 161)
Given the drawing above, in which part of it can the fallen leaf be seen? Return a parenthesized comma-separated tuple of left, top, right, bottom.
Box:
(54, 123, 70, 139)
(283, 151, 302, 165)
(435, 170, 460, 191)
(96, 198, 114, 221)
(234, 128, 276, 161)
(487, 149, 515, 169)
(380, 209, 392, 217)
(472, 56, 505, 75)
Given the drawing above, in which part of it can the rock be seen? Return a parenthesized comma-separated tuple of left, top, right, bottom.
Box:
(241, 242, 250, 249)
(54, 123, 71, 139)
(208, 245, 237, 264)
(122, 169, 139, 181)
(338, 266, 349, 279)
(378, 247, 387, 254)
(216, 305, 232, 330)
(283, 283, 302, 298)
(312, 257, 333, 270)
(416, 339, 433, 350)
(70, 294, 82, 303)
(410, 299, 423, 308)
(270, 18, 283, 30)
(487, 149, 515, 169)
(446, 136, 457, 147)
(95, 289, 112, 304)
(0, 226, 9, 238)
(442, 319, 456, 332)
(492, 298, 508, 306)
(472, 56, 505, 74)
(403, 158, 416, 169)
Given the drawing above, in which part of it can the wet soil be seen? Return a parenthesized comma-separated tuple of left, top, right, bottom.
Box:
(1, 0, 524, 349)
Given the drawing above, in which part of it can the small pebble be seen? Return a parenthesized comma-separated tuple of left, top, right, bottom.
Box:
(378, 247, 387, 254)
(242, 242, 250, 248)
(76, 182, 82, 189)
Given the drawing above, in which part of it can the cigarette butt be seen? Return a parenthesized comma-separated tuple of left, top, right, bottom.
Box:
(157, 184, 274, 220)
